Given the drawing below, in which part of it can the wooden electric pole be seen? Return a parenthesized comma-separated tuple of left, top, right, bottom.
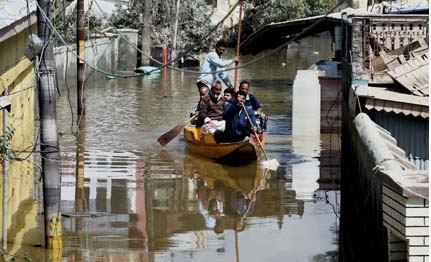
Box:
(141, 0, 152, 65)
(36, 0, 62, 249)
(77, 0, 86, 114)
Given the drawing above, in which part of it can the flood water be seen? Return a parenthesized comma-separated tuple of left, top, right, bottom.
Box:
(7, 35, 341, 261)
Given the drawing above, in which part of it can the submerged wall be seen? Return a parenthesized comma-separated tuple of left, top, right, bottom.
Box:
(340, 111, 429, 262)
(54, 30, 139, 90)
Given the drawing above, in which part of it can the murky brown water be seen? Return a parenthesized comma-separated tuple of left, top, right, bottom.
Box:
(5, 34, 341, 261)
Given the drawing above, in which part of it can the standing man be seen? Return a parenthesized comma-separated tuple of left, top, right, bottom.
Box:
(197, 40, 239, 90)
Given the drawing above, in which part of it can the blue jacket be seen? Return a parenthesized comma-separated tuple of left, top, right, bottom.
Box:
(224, 102, 257, 137)
(245, 94, 261, 111)
(197, 51, 233, 89)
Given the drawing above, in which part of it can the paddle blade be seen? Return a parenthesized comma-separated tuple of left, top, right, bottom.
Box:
(261, 158, 280, 171)
(157, 124, 184, 146)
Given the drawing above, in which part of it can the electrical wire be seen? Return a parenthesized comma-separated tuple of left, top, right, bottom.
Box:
(34, 0, 140, 78)
(94, 0, 347, 74)
(34, 0, 346, 77)
(93, 0, 240, 71)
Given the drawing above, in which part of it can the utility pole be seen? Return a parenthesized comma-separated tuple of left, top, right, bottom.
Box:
(77, 0, 86, 114)
(172, 0, 180, 61)
(141, 0, 152, 65)
(75, 116, 85, 233)
(36, 0, 62, 249)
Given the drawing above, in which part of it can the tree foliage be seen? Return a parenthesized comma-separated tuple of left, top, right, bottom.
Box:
(110, 0, 223, 54)
(229, 0, 336, 44)
(52, 4, 105, 45)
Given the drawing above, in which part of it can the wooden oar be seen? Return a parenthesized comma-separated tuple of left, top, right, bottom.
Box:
(241, 103, 279, 170)
(233, 0, 243, 92)
(157, 115, 196, 146)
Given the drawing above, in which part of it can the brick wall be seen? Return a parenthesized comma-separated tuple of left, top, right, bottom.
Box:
(383, 184, 429, 261)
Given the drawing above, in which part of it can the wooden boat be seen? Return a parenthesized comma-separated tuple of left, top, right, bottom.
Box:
(183, 124, 265, 162)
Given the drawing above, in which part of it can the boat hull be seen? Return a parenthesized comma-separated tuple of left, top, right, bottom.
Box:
(184, 125, 264, 162)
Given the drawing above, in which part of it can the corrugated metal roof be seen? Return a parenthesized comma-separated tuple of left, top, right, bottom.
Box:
(387, 52, 429, 96)
(355, 85, 429, 118)
(240, 12, 342, 55)
(0, 0, 36, 43)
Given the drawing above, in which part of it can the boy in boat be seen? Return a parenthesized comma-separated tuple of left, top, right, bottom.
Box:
(196, 40, 239, 91)
(215, 90, 257, 143)
(223, 88, 235, 106)
(197, 81, 226, 134)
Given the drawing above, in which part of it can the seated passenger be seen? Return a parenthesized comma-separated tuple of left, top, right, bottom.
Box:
(223, 88, 235, 106)
(190, 86, 209, 118)
(214, 91, 257, 143)
(197, 81, 226, 134)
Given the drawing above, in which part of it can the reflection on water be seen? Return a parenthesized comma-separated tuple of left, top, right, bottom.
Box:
(4, 33, 340, 261)
(58, 152, 338, 262)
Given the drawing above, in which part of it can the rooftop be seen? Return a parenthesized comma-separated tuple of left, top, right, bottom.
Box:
(0, 0, 36, 42)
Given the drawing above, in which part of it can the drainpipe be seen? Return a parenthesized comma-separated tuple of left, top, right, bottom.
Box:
(2, 90, 9, 251)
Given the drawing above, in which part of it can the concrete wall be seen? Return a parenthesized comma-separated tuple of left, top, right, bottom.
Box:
(117, 29, 138, 72)
(340, 111, 429, 262)
(319, 76, 341, 133)
(210, 0, 239, 27)
(54, 30, 138, 89)
(292, 70, 321, 201)
(339, 111, 388, 262)
(55, 37, 116, 87)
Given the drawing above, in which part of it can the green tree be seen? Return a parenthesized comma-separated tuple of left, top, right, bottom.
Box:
(227, 0, 337, 45)
(306, 0, 337, 16)
(110, 0, 222, 55)
(53, 4, 105, 45)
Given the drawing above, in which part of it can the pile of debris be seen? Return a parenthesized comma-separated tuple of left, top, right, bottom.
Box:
(370, 38, 429, 96)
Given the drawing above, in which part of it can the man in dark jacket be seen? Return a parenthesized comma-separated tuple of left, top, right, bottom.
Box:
(217, 90, 257, 142)
(239, 80, 268, 133)
(239, 80, 262, 114)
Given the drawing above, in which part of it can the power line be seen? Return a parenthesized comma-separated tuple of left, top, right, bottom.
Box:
(94, 0, 347, 75)
(34, 0, 142, 78)
(93, 0, 241, 72)
(34, 0, 346, 77)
